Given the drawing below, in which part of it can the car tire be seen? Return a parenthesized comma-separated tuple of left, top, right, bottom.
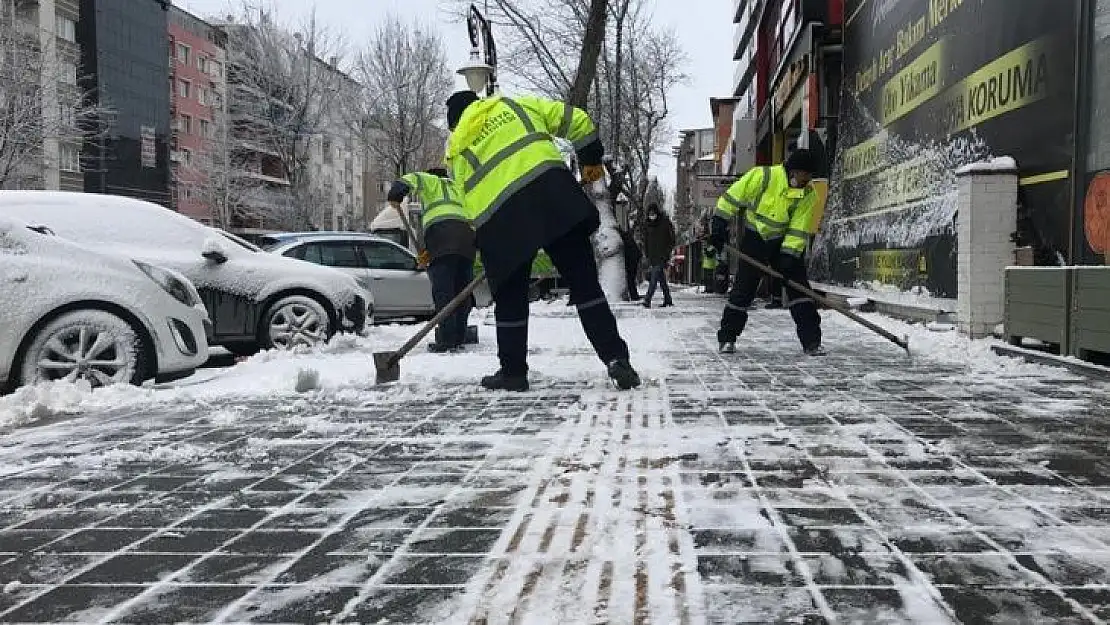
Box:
(223, 342, 260, 358)
(262, 294, 331, 350)
(20, 309, 150, 388)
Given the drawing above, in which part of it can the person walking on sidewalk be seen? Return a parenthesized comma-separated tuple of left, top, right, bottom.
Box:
(619, 227, 642, 301)
(388, 167, 476, 353)
(444, 89, 641, 392)
(709, 149, 824, 355)
(701, 242, 719, 293)
(641, 204, 675, 308)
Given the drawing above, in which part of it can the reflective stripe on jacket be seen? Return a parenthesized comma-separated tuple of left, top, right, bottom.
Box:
(715, 165, 818, 256)
(445, 95, 599, 229)
(399, 172, 469, 230)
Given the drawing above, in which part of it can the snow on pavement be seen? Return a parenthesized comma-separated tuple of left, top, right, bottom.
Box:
(0, 294, 1109, 623)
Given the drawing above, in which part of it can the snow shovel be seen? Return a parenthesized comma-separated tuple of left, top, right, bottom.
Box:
(374, 270, 487, 384)
(726, 245, 910, 353)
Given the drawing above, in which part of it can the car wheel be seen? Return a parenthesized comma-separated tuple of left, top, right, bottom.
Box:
(263, 295, 331, 350)
(20, 310, 149, 388)
(223, 342, 260, 358)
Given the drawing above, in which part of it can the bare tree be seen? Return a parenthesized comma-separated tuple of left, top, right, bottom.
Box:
(353, 14, 451, 178)
(619, 21, 685, 222)
(0, 4, 112, 189)
(220, 0, 351, 230)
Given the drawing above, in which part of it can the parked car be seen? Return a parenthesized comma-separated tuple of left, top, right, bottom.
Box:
(0, 192, 372, 356)
(0, 217, 209, 392)
(264, 232, 435, 321)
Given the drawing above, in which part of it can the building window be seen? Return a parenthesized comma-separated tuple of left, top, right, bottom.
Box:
(56, 15, 76, 42)
(199, 119, 211, 138)
(177, 43, 190, 64)
(197, 56, 208, 74)
(181, 149, 192, 165)
(180, 114, 192, 134)
(60, 143, 80, 172)
(60, 62, 77, 86)
(58, 101, 76, 129)
(178, 79, 190, 99)
(198, 86, 209, 107)
(210, 60, 222, 79)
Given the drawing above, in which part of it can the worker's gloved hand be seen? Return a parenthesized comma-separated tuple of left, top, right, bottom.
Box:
(580, 164, 606, 183)
(709, 216, 729, 251)
(417, 250, 431, 268)
(776, 253, 798, 276)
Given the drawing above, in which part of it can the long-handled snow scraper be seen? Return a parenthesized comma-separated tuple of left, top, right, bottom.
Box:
(725, 244, 910, 353)
(374, 271, 487, 384)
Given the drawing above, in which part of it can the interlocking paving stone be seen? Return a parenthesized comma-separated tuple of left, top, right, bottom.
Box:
(0, 294, 1109, 623)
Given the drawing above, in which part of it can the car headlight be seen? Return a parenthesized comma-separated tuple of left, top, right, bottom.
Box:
(134, 260, 197, 307)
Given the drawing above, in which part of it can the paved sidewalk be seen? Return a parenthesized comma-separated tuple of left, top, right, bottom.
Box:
(1, 293, 1110, 623)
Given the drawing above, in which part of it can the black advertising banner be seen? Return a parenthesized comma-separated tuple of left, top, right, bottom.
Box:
(816, 0, 1077, 298)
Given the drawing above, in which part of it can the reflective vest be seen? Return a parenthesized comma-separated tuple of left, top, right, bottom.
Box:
(445, 95, 599, 229)
(399, 172, 468, 230)
(716, 165, 818, 257)
(474, 249, 558, 279)
(702, 246, 718, 270)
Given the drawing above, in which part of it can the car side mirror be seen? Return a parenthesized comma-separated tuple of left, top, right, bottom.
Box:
(202, 249, 228, 264)
(201, 236, 229, 264)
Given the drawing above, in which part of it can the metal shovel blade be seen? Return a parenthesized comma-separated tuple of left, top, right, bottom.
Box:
(373, 351, 401, 384)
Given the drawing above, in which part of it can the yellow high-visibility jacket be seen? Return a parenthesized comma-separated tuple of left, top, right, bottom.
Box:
(399, 172, 468, 230)
(716, 165, 818, 257)
(445, 95, 599, 229)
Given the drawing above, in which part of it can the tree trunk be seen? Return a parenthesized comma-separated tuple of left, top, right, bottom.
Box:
(567, 0, 608, 109)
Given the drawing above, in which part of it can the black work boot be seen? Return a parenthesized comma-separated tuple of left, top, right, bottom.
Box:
(481, 370, 530, 392)
(719, 342, 736, 354)
(804, 344, 826, 356)
(765, 298, 783, 309)
(607, 359, 641, 390)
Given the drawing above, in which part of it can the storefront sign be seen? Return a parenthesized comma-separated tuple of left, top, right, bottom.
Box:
(819, 0, 1077, 297)
(773, 56, 809, 116)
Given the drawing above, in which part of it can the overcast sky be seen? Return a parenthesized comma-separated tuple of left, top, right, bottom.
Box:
(174, 0, 734, 191)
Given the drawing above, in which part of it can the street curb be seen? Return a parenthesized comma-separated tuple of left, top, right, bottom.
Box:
(990, 344, 1110, 380)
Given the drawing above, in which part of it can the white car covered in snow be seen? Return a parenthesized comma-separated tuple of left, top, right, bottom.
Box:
(0, 217, 210, 392)
(0, 192, 373, 356)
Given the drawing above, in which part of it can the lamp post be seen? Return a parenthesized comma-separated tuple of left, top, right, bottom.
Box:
(457, 3, 497, 97)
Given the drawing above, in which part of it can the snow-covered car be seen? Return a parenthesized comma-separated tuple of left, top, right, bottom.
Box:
(0, 217, 209, 392)
(263, 232, 435, 321)
(0, 192, 373, 356)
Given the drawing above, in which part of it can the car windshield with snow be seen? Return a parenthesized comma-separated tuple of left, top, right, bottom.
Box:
(0, 216, 209, 392)
(265, 233, 435, 321)
(0, 192, 373, 356)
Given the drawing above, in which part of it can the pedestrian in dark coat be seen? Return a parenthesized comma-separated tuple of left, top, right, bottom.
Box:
(619, 228, 641, 301)
(641, 204, 675, 308)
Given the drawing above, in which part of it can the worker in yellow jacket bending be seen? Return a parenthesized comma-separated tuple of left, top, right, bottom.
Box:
(444, 90, 640, 392)
(708, 149, 824, 356)
(388, 167, 476, 353)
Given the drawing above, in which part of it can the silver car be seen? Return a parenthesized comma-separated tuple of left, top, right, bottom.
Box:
(265, 233, 435, 321)
(1, 217, 209, 392)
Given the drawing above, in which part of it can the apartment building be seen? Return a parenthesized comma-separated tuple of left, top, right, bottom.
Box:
(168, 5, 226, 225)
(78, 0, 172, 206)
(2, 0, 82, 191)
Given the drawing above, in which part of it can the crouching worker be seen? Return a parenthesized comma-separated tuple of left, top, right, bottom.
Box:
(388, 167, 476, 353)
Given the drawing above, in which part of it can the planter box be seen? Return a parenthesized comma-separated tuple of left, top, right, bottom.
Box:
(1070, 266, 1110, 360)
(1004, 267, 1071, 354)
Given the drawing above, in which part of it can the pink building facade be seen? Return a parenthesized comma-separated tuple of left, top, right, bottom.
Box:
(168, 6, 226, 224)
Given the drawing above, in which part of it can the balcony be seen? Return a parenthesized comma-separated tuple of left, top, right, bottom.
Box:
(732, 0, 760, 61)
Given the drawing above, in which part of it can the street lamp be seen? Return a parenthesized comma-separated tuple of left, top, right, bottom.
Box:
(457, 3, 497, 97)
